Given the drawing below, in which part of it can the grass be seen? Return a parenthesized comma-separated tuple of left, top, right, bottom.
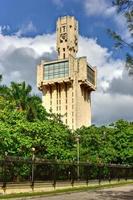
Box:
(0, 180, 133, 199)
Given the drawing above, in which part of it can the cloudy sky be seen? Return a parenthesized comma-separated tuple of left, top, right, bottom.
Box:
(0, 0, 133, 125)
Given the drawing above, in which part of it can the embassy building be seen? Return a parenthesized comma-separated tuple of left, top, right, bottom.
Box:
(37, 16, 96, 130)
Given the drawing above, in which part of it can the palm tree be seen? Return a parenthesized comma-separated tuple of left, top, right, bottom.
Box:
(26, 94, 42, 121)
(9, 81, 32, 111)
(0, 75, 11, 110)
(8, 81, 42, 121)
(0, 75, 9, 98)
(0, 79, 47, 121)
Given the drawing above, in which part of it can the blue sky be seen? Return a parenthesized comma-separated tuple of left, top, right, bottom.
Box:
(0, 0, 125, 51)
(0, 0, 133, 125)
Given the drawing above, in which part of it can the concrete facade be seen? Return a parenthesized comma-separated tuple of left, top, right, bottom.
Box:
(37, 16, 96, 130)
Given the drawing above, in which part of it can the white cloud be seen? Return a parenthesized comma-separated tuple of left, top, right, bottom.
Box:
(78, 36, 110, 67)
(78, 36, 124, 91)
(92, 92, 133, 124)
(4, 71, 21, 85)
(15, 21, 37, 37)
(0, 63, 4, 73)
(78, 35, 133, 124)
(84, 0, 115, 17)
(0, 25, 10, 34)
(107, 69, 133, 96)
(0, 33, 56, 56)
(0, 31, 132, 124)
(84, 0, 131, 42)
(0, 33, 56, 90)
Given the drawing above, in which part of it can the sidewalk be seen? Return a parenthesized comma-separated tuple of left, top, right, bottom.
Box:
(23, 184, 133, 200)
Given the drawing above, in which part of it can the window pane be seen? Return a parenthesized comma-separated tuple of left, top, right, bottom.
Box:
(87, 65, 95, 85)
(44, 61, 69, 80)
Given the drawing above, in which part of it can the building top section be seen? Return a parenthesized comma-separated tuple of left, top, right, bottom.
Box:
(37, 56, 96, 91)
(56, 16, 78, 60)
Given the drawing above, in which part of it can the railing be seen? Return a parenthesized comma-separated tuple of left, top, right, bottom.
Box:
(0, 156, 132, 193)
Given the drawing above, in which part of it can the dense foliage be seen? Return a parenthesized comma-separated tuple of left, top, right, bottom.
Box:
(76, 121, 133, 164)
(0, 77, 133, 164)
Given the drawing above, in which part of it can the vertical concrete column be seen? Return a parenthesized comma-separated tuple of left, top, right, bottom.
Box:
(52, 84, 56, 114)
(60, 83, 66, 124)
(42, 86, 50, 113)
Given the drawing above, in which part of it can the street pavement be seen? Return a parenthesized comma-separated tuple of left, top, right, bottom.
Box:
(20, 184, 133, 200)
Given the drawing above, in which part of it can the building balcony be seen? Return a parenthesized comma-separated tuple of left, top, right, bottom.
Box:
(78, 79, 96, 91)
(38, 77, 73, 90)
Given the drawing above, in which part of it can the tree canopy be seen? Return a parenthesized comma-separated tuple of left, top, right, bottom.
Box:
(0, 79, 132, 164)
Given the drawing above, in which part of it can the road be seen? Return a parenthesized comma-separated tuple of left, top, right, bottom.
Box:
(26, 184, 133, 200)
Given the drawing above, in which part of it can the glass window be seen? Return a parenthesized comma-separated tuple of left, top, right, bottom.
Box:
(44, 61, 69, 80)
(87, 65, 95, 85)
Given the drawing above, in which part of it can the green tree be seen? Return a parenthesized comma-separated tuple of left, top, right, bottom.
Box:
(75, 120, 133, 164)
(0, 79, 73, 160)
(3, 81, 47, 121)
(75, 125, 116, 164)
(0, 78, 132, 164)
(0, 75, 12, 111)
(0, 75, 9, 98)
(8, 82, 35, 111)
(0, 105, 73, 160)
(111, 119, 133, 164)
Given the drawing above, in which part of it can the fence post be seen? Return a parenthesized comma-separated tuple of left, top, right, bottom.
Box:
(98, 165, 102, 185)
(86, 165, 89, 186)
(117, 166, 120, 182)
(125, 167, 128, 181)
(71, 164, 75, 187)
(31, 148, 35, 191)
(108, 165, 111, 183)
(2, 152, 8, 194)
(53, 163, 57, 189)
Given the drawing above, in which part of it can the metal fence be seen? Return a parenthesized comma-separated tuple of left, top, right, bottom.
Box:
(0, 156, 132, 192)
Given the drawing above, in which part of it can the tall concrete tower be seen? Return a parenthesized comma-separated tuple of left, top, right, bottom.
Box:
(37, 16, 96, 130)
(56, 16, 78, 59)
